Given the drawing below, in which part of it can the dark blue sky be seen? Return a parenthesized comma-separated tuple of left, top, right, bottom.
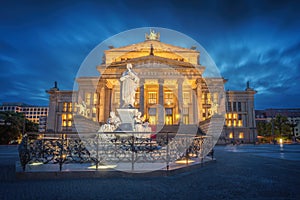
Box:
(1, 0, 299, 109)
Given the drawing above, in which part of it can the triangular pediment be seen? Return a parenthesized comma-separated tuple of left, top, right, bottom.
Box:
(104, 40, 200, 66)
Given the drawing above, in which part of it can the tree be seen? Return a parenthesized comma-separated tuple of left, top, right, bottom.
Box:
(0, 111, 38, 144)
(257, 121, 272, 136)
(271, 114, 292, 138)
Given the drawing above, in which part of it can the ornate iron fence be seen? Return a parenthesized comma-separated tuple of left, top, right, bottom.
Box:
(18, 132, 213, 172)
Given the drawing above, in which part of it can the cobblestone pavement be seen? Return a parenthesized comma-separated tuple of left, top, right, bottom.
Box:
(0, 144, 299, 200)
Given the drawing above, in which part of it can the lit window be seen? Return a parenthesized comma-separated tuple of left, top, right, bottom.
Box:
(228, 113, 232, 119)
(62, 114, 72, 127)
(68, 103, 72, 112)
(207, 93, 211, 104)
(229, 132, 233, 139)
(63, 102, 72, 112)
(233, 113, 237, 119)
(164, 92, 173, 105)
(238, 120, 243, 127)
(67, 120, 72, 127)
(183, 92, 190, 104)
(148, 92, 157, 104)
(63, 102, 67, 112)
(227, 120, 232, 127)
(93, 93, 98, 105)
(85, 93, 91, 106)
(239, 132, 244, 139)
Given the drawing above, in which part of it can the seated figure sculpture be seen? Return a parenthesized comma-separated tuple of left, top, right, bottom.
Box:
(98, 111, 121, 132)
(133, 111, 152, 138)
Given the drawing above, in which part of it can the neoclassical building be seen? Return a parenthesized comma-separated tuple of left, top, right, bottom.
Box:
(46, 31, 257, 143)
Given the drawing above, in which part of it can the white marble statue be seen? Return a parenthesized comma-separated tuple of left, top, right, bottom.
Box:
(99, 111, 121, 132)
(134, 111, 152, 135)
(120, 63, 139, 107)
(76, 101, 88, 117)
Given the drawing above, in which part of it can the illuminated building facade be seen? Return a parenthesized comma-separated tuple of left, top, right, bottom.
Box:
(0, 102, 49, 125)
(220, 86, 257, 144)
(46, 32, 257, 143)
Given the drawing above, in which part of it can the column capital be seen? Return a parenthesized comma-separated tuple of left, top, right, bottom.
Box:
(158, 78, 164, 84)
(139, 78, 145, 85)
(177, 78, 184, 85)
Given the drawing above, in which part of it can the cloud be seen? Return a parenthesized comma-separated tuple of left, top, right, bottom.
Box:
(0, 0, 300, 109)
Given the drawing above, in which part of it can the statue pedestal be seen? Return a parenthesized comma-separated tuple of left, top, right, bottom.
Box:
(117, 108, 138, 131)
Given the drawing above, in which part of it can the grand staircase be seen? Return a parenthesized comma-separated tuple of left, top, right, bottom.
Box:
(73, 115, 100, 134)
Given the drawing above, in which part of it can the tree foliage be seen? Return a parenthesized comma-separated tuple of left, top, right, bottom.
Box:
(272, 114, 291, 137)
(256, 121, 272, 136)
(0, 111, 38, 144)
(257, 114, 292, 138)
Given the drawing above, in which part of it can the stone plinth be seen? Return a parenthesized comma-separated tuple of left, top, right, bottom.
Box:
(117, 108, 138, 131)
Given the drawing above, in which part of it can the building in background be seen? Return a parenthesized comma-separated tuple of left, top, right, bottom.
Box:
(217, 83, 257, 144)
(46, 31, 257, 143)
(255, 108, 300, 139)
(0, 102, 48, 130)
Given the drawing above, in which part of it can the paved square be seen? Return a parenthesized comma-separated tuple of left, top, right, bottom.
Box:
(0, 144, 299, 200)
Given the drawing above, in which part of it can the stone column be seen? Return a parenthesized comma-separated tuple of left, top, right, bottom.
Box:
(119, 80, 124, 107)
(98, 82, 106, 123)
(192, 90, 197, 124)
(158, 79, 164, 106)
(139, 78, 145, 114)
(196, 78, 202, 123)
(104, 87, 112, 121)
(177, 79, 183, 123)
(158, 78, 164, 125)
(46, 91, 58, 132)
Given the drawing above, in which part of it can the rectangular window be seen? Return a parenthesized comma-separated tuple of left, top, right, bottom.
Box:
(238, 102, 242, 112)
(239, 132, 244, 139)
(227, 102, 231, 112)
(227, 120, 232, 127)
(63, 102, 72, 112)
(213, 93, 218, 102)
(238, 120, 243, 127)
(62, 114, 72, 127)
(229, 132, 233, 139)
(233, 102, 237, 111)
(233, 113, 237, 119)
(148, 92, 157, 104)
(68, 103, 72, 112)
(234, 119, 237, 127)
(201, 94, 205, 104)
(63, 103, 67, 112)
(93, 93, 98, 105)
(183, 116, 189, 124)
(183, 92, 190, 104)
(183, 107, 189, 115)
(85, 93, 91, 106)
(183, 107, 189, 124)
(164, 92, 173, 105)
(207, 93, 211, 104)
(149, 116, 156, 125)
(165, 108, 173, 115)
